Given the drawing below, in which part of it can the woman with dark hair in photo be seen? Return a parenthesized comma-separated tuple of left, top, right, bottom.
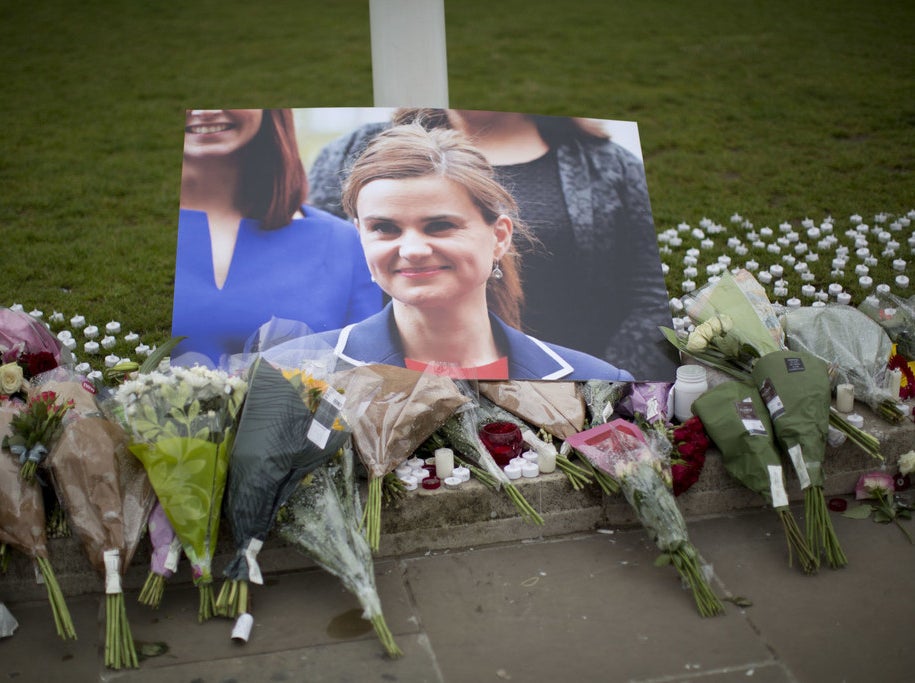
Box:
(303, 123, 632, 381)
(171, 109, 382, 365)
(308, 108, 676, 381)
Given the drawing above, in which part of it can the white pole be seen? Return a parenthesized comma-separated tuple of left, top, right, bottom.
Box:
(369, 0, 449, 107)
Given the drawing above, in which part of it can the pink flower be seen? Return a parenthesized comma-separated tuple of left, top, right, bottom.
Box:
(855, 471, 895, 500)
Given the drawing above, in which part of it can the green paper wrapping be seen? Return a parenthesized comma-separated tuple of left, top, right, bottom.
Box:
(751, 351, 831, 488)
(691, 381, 785, 506)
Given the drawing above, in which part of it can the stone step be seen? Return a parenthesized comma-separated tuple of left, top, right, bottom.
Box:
(1, 403, 910, 603)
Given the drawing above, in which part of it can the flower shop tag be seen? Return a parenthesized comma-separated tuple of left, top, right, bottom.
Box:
(784, 357, 806, 373)
(736, 398, 766, 435)
(244, 539, 264, 585)
(767, 465, 790, 508)
(33, 561, 45, 585)
(104, 549, 122, 594)
(306, 388, 345, 449)
(787, 444, 811, 489)
(164, 537, 182, 573)
(758, 378, 785, 421)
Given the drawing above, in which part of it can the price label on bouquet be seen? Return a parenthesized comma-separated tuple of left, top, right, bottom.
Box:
(307, 387, 346, 448)
(767, 465, 790, 508)
(758, 378, 786, 421)
(736, 398, 766, 435)
(786, 444, 812, 489)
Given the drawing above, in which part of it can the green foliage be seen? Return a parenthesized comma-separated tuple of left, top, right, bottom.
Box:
(2, 0, 913, 341)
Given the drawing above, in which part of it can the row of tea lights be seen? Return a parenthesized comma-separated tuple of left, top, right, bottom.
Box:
(9, 306, 155, 377)
(395, 445, 555, 492)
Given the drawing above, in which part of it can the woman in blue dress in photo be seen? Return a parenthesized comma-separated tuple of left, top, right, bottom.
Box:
(171, 109, 382, 366)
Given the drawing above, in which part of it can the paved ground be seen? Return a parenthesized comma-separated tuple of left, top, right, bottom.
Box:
(3, 498, 913, 683)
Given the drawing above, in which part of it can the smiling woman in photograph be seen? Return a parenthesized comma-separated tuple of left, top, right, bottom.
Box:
(307, 123, 633, 381)
(171, 109, 381, 365)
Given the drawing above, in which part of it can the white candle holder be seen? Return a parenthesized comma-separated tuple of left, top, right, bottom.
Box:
(859, 275, 873, 289)
(893, 259, 907, 272)
(837, 292, 852, 305)
(896, 275, 910, 289)
(70, 315, 86, 329)
(801, 284, 816, 298)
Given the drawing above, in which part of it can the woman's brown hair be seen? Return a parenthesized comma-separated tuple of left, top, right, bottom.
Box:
(237, 109, 307, 230)
(341, 123, 530, 329)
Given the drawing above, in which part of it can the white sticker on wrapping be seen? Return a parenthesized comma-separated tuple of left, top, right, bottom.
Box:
(104, 549, 122, 594)
(34, 561, 45, 585)
(307, 388, 345, 449)
(787, 444, 811, 490)
(164, 537, 182, 573)
(768, 465, 790, 508)
(245, 539, 264, 586)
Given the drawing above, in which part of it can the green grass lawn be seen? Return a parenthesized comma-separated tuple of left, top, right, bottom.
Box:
(1, 0, 912, 367)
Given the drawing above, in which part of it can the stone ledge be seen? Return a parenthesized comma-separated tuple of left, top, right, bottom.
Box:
(2, 403, 910, 602)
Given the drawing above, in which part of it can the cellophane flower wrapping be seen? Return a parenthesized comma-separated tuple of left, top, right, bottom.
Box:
(565, 419, 723, 617)
(108, 363, 247, 621)
(751, 350, 847, 567)
(691, 380, 818, 573)
(138, 499, 181, 608)
(331, 364, 470, 551)
(0, 406, 75, 639)
(0, 307, 72, 371)
(784, 304, 898, 412)
(47, 411, 147, 668)
(477, 381, 585, 440)
(275, 444, 402, 657)
(217, 355, 351, 619)
(858, 291, 915, 360)
(683, 269, 785, 357)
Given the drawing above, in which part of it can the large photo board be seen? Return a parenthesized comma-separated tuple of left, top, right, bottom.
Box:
(172, 108, 677, 381)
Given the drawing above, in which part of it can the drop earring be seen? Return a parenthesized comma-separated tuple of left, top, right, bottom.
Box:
(491, 261, 503, 280)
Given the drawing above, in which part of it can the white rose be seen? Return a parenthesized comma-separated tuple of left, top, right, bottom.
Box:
(898, 450, 915, 477)
(0, 362, 26, 394)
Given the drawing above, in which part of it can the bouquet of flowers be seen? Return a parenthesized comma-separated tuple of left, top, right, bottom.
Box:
(566, 419, 724, 617)
(138, 499, 182, 608)
(276, 444, 402, 657)
(662, 270, 885, 460)
(332, 364, 470, 552)
(110, 364, 247, 621)
(217, 356, 351, 621)
(784, 304, 904, 423)
(3, 388, 74, 481)
(669, 416, 711, 496)
(0, 307, 70, 377)
(48, 414, 153, 669)
(692, 380, 818, 573)
(751, 350, 847, 568)
(0, 408, 75, 639)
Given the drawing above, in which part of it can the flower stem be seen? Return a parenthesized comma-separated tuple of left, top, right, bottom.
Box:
(361, 476, 383, 553)
(669, 545, 724, 617)
(198, 582, 216, 622)
(777, 508, 819, 574)
(804, 487, 847, 569)
(19, 460, 37, 482)
(36, 556, 76, 640)
(555, 454, 592, 490)
(138, 571, 166, 608)
(105, 592, 138, 669)
(370, 613, 403, 658)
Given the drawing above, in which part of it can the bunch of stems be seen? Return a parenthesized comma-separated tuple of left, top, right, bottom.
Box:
(36, 556, 76, 639)
(455, 458, 543, 525)
(573, 454, 620, 495)
(105, 592, 137, 669)
(215, 578, 249, 618)
(361, 476, 384, 552)
(666, 544, 724, 617)
(777, 508, 819, 574)
(197, 582, 216, 622)
(555, 453, 593, 490)
(382, 472, 406, 505)
(371, 614, 403, 658)
(137, 572, 166, 608)
(804, 486, 847, 569)
(829, 409, 883, 460)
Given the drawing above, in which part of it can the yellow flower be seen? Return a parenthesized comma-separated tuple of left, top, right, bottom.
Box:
(0, 362, 27, 394)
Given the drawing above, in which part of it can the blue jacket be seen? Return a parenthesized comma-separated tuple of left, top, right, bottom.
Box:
(308, 303, 633, 381)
